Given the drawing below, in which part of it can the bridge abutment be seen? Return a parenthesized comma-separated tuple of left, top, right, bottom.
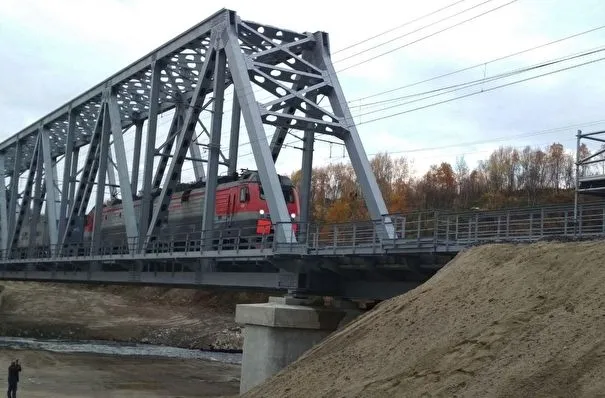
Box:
(235, 296, 359, 394)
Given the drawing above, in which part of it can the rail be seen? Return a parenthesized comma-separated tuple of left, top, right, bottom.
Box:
(1, 202, 604, 263)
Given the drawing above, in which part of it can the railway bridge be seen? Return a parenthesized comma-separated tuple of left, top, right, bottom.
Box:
(3, 9, 605, 393)
(1, 8, 603, 299)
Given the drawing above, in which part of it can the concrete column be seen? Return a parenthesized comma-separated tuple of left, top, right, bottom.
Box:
(235, 296, 358, 394)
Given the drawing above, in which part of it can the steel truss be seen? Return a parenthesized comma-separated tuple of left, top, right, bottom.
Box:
(575, 129, 605, 225)
(0, 8, 395, 260)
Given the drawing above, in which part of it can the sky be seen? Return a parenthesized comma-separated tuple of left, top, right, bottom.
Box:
(1, 0, 605, 191)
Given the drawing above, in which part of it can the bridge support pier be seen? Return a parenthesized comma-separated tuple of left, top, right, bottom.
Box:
(235, 296, 359, 394)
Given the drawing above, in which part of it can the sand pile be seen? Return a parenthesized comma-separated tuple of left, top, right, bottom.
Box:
(245, 241, 605, 398)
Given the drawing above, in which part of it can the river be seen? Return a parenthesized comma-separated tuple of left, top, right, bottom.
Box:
(0, 336, 242, 363)
(0, 336, 242, 397)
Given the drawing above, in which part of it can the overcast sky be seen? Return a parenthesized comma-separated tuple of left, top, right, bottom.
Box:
(1, 0, 604, 186)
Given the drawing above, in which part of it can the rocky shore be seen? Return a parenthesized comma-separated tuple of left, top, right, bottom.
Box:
(0, 282, 269, 351)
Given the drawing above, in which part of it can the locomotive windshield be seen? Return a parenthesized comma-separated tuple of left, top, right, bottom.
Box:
(259, 185, 295, 203)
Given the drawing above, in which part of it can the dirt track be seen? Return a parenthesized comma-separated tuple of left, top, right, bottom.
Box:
(0, 282, 268, 350)
(245, 241, 605, 398)
(0, 348, 239, 397)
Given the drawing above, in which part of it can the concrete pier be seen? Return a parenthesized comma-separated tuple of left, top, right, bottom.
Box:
(235, 296, 358, 394)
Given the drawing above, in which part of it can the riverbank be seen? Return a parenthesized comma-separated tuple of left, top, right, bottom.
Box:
(0, 347, 240, 397)
(0, 282, 269, 351)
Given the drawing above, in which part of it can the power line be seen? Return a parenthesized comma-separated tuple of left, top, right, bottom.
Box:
(348, 23, 605, 103)
(338, 0, 518, 72)
(353, 54, 605, 127)
(332, 0, 470, 54)
(335, 0, 498, 63)
(352, 46, 605, 118)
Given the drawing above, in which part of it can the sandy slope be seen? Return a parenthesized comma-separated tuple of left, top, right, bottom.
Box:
(0, 283, 268, 350)
(245, 241, 605, 398)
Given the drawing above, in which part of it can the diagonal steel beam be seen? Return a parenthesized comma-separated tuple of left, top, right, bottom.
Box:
(61, 102, 105, 246)
(315, 32, 395, 240)
(152, 102, 187, 189)
(144, 45, 217, 247)
(189, 137, 206, 181)
(223, 24, 295, 244)
(41, 128, 61, 252)
(201, 47, 226, 241)
(108, 92, 139, 242)
(92, 102, 112, 253)
(9, 134, 40, 252)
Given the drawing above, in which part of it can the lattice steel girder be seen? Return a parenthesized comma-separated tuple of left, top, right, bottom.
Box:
(144, 42, 217, 247)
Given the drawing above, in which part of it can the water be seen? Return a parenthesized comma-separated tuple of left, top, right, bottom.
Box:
(0, 336, 242, 364)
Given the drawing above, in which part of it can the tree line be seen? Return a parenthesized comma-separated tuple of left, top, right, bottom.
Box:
(291, 142, 603, 224)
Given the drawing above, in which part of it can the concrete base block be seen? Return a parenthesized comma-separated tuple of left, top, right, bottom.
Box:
(236, 297, 358, 394)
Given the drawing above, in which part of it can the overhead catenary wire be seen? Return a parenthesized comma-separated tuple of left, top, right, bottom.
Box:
(337, 0, 519, 72)
(334, 0, 499, 63)
(348, 23, 605, 103)
(351, 54, 605, 127)
(332, 0, 470, 54)
(352, 46, 605, 118)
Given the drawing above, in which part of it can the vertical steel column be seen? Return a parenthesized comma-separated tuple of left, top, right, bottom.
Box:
(314, 32, 394, 240)
(223, 26, 295, 244)
(92, 103, 112, 252)
(107, 153, 118, 198)
(227, 93, 241, 176)
(41, 128, 61, 252)
(139, 61, 162, 249)
(108, 92, 139, 242)
(7, 141, 22, 246)
(574, 129, 581, 233)
(189, 137, 206, 181)
(201, 48, 226, 241)
(68, 147, 79, 216)
(59, 108, 76, 240)
(299, 128, 315, 241)
(0, 155, 8, 256)
(29, 148, 44, 252)
(131, 120, 143, 194)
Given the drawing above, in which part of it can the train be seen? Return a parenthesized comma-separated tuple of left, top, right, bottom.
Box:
(15, 169, 300, 253)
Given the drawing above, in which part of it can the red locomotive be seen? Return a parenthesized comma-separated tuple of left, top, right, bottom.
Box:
(81, 169, 300, 250)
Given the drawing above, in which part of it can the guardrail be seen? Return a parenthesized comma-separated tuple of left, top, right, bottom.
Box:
(2, 202, 604, 262)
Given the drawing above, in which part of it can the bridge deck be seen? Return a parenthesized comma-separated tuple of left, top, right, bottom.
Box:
(2, 201, 602, 298)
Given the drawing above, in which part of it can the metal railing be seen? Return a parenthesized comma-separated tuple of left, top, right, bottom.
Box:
(2, 202, 605, 262)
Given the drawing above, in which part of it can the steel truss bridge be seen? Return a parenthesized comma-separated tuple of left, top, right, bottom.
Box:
(1, 9, 603, 299)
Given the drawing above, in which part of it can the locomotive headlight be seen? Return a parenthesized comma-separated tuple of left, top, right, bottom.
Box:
(259, 209, 265, 215)
(290, 213, 296, 219)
